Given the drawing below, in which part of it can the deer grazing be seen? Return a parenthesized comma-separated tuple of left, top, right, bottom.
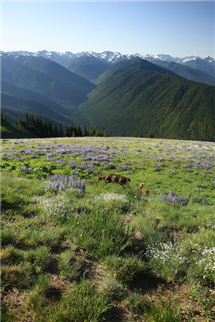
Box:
(96, 174, 131, 187)
(139, 183, 150, 195)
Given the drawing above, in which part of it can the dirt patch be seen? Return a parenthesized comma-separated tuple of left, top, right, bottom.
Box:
(1, 287, 30, 321)
(141, 282, 215, 322)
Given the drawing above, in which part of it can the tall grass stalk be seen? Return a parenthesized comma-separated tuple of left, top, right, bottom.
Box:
(72, 208, 134, 259)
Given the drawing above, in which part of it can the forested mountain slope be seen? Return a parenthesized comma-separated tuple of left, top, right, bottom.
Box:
(1, 55, 96, 111)
(79, 59, 215, 141)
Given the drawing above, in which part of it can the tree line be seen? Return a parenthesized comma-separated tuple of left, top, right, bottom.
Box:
(1, 113, 108, 138)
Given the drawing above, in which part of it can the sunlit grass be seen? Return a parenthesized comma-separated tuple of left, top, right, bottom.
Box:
(1, 137, 215, 321)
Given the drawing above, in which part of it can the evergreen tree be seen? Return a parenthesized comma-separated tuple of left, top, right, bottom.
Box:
(44, 121, 48, 137)
(8, 112, 103, 139)
(59, 124, 63, 137)
(90, 128, 96, 136)
(83, 125, 89, 136)
(77, 124, 83, 137)
(54, 124, 59, 137)
(25, 113, 30, 129)
(1, 114, 8, 123)
(149, 130, 157, 138)
(47, 120, 54, 137)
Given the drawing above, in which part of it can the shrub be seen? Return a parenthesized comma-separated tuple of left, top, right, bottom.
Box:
(36, 194, 76, 225)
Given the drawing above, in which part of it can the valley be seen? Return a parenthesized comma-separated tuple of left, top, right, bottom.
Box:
(1, 50, 215, 141)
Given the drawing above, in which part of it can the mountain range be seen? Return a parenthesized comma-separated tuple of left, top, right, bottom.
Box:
(2, 50, 214, 85)
(1, 50, 215, 141)
(2, 49, 214, 65)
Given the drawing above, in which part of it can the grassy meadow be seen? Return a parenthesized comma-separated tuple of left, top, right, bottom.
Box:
(1, 136, 215, 321)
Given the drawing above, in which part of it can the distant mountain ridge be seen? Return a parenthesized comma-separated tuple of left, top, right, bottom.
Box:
(1, 49, 214, 66)
(2, 50, 214, 85)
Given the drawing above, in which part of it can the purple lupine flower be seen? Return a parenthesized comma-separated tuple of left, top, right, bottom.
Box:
(159, 191, 189, 207)
(43, 173, 86, 194)
(167, 191, 174, 200)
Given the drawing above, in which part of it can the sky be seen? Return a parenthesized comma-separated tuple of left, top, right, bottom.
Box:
(1, 0, 214, 59)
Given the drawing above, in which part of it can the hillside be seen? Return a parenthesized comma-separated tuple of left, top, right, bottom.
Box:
(94, 57, 177, 84)
(182, 57, 215, 78)
(78, 59, 215, 141)
(69, 54, 215, 86)
(1, 93, 70, 126)
(2, 82, 73, 121)
(1, 55, 96, 109)
(1, 55, 214, 142)
(11, 55, 96, 95)
(67, 55, 110, 81)
(1, 120, 38, 139)
(153, 60, 215, 86)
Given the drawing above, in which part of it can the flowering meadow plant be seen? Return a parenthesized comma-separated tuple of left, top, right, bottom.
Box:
(196, 246, 215, 282)
(36, 194, 76, 224)
(145, 241, 189, 278)
(158, 191, 189, 207)
(95, 192, 128, 203)
(146, 241, 215, 283)
(1, 137, 215, 321)
(42, 173, 86, 194)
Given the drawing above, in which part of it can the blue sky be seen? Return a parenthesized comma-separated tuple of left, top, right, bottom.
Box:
(1, 1, 214, 58)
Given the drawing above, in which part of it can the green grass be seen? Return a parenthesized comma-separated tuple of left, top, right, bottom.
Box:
(1, 121, 39, 139)
(46, 279, 110, 322)
(1, 136, 215, 321)
(103, 255, 146, 285)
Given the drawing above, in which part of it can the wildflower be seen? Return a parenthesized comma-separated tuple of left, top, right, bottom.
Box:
(158, 191, 189, 207)
(95, 193, 128, 203)
(43, 174, 85, 194)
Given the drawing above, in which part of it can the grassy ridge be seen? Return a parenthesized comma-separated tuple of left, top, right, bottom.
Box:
(1, 137, 215, 321)
(1, 122, 39, 139)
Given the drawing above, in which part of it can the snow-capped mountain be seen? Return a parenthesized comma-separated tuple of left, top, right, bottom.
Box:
(1, 50, 214, 78)
(1, 49, 214, 64)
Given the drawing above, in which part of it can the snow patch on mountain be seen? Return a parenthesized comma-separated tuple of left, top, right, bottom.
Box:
(1, 50, 214, 66)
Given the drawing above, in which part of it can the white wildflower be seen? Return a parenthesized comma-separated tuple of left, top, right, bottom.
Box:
(94, 192, 128, 203)
(35, 195, 77, 221)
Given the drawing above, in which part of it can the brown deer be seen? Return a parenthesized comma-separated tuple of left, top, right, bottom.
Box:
(97, 174, 131, 187)
(139, 183, 150, 195)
